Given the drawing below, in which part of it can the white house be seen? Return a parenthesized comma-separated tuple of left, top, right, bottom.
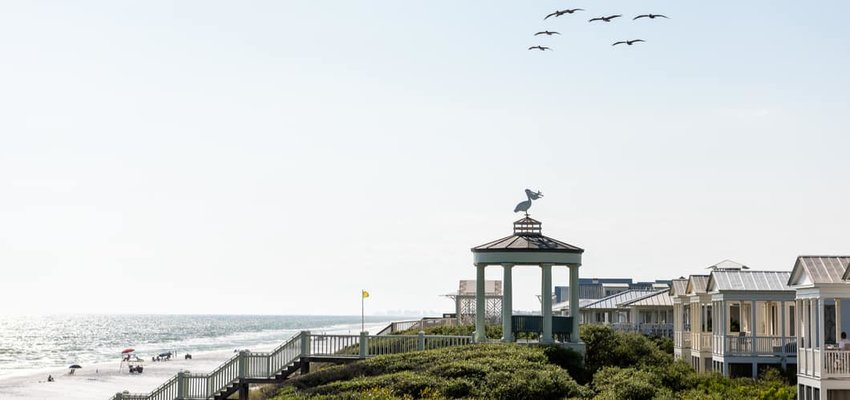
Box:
(686, 274, 713, 373)
(671, 278, 691, 362)
(706, 269, 797, 378)
(788, 255, 850, 400)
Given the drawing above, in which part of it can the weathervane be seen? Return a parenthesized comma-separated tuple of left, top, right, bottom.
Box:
(514, 189, 543, 217)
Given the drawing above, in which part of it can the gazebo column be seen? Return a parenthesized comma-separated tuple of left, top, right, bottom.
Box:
(502, 264, 514, 342)
(569, 264, 580, 343)
(475, 264, 487, 343)
(541, 264, 553, 343)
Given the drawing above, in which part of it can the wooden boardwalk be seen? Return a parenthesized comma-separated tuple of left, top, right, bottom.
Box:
(110, 331, 472, 400)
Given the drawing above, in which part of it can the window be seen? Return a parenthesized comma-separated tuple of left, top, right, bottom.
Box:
(790, 305, 795, 336)
(730, 304, 741, 333)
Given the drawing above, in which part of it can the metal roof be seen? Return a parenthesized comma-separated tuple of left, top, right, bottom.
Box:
(707, 259, 748, 270)
(471, 217, 584, 253)
(669, 279, 689, 296)
(686, 275, 710, 295)
(620, 289, 673, 307)
(707, 271, 793, 292)
(581, 289, 656, 310)
(788, 256, 850, 286)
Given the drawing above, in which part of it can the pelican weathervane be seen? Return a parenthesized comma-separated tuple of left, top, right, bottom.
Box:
(514, 189, 543, 216)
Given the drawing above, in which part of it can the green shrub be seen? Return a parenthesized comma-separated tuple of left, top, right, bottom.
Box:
(592, 367, 662, 400)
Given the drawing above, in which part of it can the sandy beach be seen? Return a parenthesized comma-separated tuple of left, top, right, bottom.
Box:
(0, 323, 389, 400)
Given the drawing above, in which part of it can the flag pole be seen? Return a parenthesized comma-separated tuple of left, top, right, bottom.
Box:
(361, 290, 365, 332)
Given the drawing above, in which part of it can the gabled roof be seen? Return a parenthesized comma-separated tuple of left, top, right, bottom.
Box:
(788, 256, 850, 287)
(669, 278, 689, 296)
(620, 289, 673, 307)
(707, 259, 748, 271)
(707, 270, 792, 292)
(685, 275, 710, 295)
(581, 289, 656, 310)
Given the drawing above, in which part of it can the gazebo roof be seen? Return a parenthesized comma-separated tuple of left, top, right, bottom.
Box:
(471, 217, 584, 254)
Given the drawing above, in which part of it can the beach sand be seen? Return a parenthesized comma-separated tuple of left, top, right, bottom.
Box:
(0, 323, 389, 400)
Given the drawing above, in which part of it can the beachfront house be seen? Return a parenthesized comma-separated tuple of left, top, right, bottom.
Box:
(686, 274, 713, 372)
(618, 289, 674, 337)
(671, 278, 692, 362)
(579, 289, 656, 326)
(706, 269, 797, 378)
(788, 255, 850, 400)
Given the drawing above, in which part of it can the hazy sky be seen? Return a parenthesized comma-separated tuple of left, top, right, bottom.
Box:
(1, 1, 849, 316)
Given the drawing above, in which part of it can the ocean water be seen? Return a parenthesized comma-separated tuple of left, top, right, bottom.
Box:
(0, 314, 394, 375)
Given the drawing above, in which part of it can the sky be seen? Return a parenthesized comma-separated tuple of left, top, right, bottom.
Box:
(1, 1, 849, 316)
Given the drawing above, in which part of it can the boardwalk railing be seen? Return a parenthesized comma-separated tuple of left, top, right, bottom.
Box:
(110, 331, 471, 400)
(375, 317, 457, 336)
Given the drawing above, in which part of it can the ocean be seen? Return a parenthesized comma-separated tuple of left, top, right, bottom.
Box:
(0, 314, 396, 375)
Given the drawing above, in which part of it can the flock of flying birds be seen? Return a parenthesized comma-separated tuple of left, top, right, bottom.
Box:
(528, 8, 669, 51)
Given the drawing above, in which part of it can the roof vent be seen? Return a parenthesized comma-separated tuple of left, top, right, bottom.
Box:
(513, 217, 542, 236)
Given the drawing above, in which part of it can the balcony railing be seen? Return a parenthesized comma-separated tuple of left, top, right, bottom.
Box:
(674, 331, 692, 348)
(609, 323, 673, 337)
(691, 332, 712, 351)
(713, 335, 796, 356)
(800, 349, 850, 379)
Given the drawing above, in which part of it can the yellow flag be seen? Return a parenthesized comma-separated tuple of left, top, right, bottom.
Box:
(362, 290, 369, 298)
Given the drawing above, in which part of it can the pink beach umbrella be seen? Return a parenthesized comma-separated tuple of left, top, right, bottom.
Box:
(121, 348, 135, 354)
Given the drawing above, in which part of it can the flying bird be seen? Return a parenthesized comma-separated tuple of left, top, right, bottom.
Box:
(634, 14, 669, 20)
(534, 31, 560, 36)
(612, 39, 645, 46)
(528, 46, 551, 51)
(588, 15, 622, 23)
(544, 9, 584, 20)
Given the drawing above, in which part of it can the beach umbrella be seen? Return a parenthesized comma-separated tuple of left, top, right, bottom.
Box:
(158, 352, 172, 357)
(69, 364, 82, 369)
(121, 348, 135, 354)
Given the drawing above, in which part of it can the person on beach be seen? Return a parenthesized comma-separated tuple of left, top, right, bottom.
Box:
(47, 375, 54, 382)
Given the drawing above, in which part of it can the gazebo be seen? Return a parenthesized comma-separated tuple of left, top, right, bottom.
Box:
(471, 216, 584, 348)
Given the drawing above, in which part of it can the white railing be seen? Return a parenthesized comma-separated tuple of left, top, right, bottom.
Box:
(606, 323, 674, 338)
(110, 331, 471, 400)
(718, 336, 796, 356)
(822, 350, 850, 377)
(375, 318, 457, 336)
(692, 332, 712, 351)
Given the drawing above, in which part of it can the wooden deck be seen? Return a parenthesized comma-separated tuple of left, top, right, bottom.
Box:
(110, 331, 472, 400)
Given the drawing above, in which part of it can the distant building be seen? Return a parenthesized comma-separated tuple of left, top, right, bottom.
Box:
(444, 280, 502, 325)
(554, 278, 673, 303)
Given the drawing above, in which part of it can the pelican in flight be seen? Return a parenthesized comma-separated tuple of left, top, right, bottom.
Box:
(544, 9, 584, 20)
(514, 189, 544, 215)
(588, 15, 622, 23)
(534, 31, 560, 36)
(634, 14, 669, 20)
(528, 46, 551, 51)
(612, 39, 645, 46)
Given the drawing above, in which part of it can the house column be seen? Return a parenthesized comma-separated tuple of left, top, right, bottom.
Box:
(780, 300, 787, 369)
(569, 264, 580, 343)
(541, 264, 553, 343)
(818, 298, 825, 348)
(837, 299, 842, 343)
(501, 264, 514, 342)
(751, 300, 758, 378)
(475, 264, 487, 343)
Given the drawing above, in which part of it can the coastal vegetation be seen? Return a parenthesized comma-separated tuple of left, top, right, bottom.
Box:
(266, 325, 795, 400)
